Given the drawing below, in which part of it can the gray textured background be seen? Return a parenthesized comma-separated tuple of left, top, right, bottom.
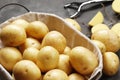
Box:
(0, 0, 120, 80)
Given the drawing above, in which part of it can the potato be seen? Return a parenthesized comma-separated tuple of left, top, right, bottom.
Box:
(0, 47, 22, 72)
(26, 21, 49, 39)
(91, 23, 109, 33)
(69, 46, 98, 75)
(11, 19, 29, 30)
(13, 60, 41, 80)
(65, 18, 81, 31)
(41, 31, 67, 53)
(68, 73, 85, 80)
(112, 0, 120, 13)
(23, 47, 39, 64)
(88, 11, 104, 27)
(63, 46, 71, 55)
(91, 40, 106, 54)
(57, 54, 72, 75)
(103, 52, 120, 76)
(111, 23, 120, 41)
(91, 30, 120, 52)
(43, 69, 69, 80)
(19, 37, 41, 53)
(37, 46, 59, 72)
(0, 24, 26, 46)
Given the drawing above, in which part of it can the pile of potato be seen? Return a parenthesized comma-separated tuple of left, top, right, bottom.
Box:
(88, 9, 120, 76)
(0, 18, 99, 80)
(0, 1, 120, 80)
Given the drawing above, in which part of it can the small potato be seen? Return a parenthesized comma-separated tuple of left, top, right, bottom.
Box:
(69, 46, 98, 75)
(88, 11, 104, 27)
(65, 18, 81, 31)
(19, 37, 41, 53)
(91, 40, 106, 54)
(103, 52, 120, 76)
(11, 19, 29, 30)
(43, 69, 69, 80)
(57, 54, 72, 75)
(68, 73, 85, 80)
(41, 31, 67, 53)
(91, 30, 120, 52)
(26, 21, 49, 39)
(13, 60, 41, 80)
(0, 24, 26, 46)
(0, 47, 22, 72)
(37, 46, 59, 72)
(112, 0, 120, 13)
(63, 46, 71, 55)
(91, 23, 109, 34)
(23, 47, 39, 64)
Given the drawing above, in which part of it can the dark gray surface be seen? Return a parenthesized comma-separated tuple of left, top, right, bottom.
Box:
(0, 0, 120, 80)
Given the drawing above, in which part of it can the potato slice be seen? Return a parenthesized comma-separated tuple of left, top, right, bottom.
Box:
(112, 0, 120, 13)
(91, 23, 109, 33)
(88, 11, 104, 27)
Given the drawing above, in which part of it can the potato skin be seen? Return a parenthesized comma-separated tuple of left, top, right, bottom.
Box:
(103, 52, 120, 76)
(69, 46, 98, 75)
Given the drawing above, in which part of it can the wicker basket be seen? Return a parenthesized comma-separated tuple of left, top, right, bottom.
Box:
(0, 12, 103, 80)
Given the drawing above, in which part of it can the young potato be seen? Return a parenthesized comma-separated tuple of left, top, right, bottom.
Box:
(69, 46, 98, 75)
(112, 0, 120, 13)
(103, 52, 120, 76)
(43, 69, 69, 80)
(0, 47, 22, 72)
(68, 73, 85, 80)
(0, 24, 26, 46)
(11, 19, 29, 30)
(88, 11, 104, 27)
(13, 60, 41, 80)
(41, 31, 67, 53)
(91, 40, 106, 54)
(23, 47, 39, 64)
(57, 54, 73, 75)
(91, 23, 109, 34)
(63, 46, 71, 55)
(91, 30, 120, 52)
(19, 37, 41, 53)
(65, 18, 81, 31)
(37, 46, 59, 73)
(26, 21, 49, 39)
